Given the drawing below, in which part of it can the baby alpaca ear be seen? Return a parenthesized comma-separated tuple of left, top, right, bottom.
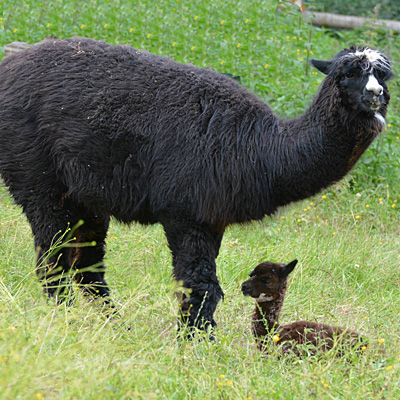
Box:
(279, 259, 298, 278)
(311, 59, 332, 75)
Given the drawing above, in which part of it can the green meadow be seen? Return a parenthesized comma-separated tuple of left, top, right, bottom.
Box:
(0, 1, 400, 398)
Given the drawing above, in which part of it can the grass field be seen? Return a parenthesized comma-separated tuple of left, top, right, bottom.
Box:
(1, 1, 400, 399)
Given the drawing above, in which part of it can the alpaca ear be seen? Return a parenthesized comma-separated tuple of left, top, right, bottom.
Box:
(279, 259, 298, 278)
(311, 59, 332, 75)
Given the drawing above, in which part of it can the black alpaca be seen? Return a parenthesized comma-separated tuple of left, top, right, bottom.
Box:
(0, 37, 392, 332)
(241, 260, 365, 355)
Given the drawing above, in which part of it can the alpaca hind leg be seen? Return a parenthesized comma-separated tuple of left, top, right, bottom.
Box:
(162, 218, 224, 336)
(24, 197, 79, 303)
(69, 210, 111, 304)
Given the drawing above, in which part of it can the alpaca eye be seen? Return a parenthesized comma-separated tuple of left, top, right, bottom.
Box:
(345, 70, 357, 79)
(375, 69, 390, 82)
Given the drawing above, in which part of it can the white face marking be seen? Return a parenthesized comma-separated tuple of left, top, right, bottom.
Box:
(366, 74, 383, 96)
(355, 48, 384, 64)
(256, 293, 274, 303)
(352, 47, 390, 71)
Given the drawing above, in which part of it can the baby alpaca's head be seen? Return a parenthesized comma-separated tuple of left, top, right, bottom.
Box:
(241, 259, 298, 302)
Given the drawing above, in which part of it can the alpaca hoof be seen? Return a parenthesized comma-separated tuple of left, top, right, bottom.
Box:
(177, 318, 216, 342)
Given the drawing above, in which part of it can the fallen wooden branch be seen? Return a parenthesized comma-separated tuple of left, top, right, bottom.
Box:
(3, 10, 400, 61)
(303, 11, 400, 32)
(3, 41, 32, 58)
(3, 36, 58, 59)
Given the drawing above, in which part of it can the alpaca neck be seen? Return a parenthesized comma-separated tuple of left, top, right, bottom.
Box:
(267, 77, 382, 209)
(292, 77, 382, 168)
(251, 283, 287, 339)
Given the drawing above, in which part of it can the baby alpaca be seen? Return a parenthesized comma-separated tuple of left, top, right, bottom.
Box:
(241, 260, 365, 355)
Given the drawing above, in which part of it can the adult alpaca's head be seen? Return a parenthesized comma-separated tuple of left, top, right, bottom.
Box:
(311, 46, 392, 126)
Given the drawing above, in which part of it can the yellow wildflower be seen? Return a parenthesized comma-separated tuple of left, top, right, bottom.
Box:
(377, 338, 385, 343)
(103, 24, 108, 28)
(272, 334, 280, 343)
(129, 28, 133, 32)
(46, 23, 50, 28)
(80, 24, 85, 29)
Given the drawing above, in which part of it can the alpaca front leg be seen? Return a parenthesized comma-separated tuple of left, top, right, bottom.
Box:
(162, 219, 224, 335)
(176, 259, 223, 333)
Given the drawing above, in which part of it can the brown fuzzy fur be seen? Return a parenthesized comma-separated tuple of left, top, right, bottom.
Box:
(242, 260, 365, 356)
